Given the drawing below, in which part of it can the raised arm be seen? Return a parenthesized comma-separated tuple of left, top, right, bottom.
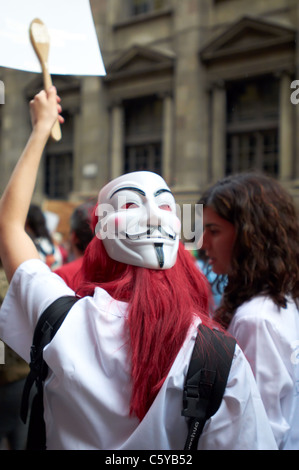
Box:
(0, 87, 64, 282)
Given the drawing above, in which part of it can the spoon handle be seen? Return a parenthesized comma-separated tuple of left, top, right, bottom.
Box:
(42, 62, 62, 142)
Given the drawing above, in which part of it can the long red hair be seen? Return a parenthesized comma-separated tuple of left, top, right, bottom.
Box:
(75, 211, 214, 420)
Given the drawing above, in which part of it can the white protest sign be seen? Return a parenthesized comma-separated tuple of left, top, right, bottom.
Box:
(0, 0, 106, 76)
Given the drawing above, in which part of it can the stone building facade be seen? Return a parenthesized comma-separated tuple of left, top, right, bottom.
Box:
(0, 0, 299, 221)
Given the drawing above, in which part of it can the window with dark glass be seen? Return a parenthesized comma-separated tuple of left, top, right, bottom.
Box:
(44, 110, 74, 199)
(226, 76, 279, 176)
(131, 0, 167, 16)
(45, 152, 73, 199)
(124, 96, 163, 174)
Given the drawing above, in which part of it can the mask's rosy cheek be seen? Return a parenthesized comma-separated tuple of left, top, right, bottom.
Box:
(103, 215, 125, 238)
(173, 217, 181, 235)
(113, 214, 129, 234)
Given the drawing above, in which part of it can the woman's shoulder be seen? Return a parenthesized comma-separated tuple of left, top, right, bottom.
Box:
(231, 295, 299, 336)
(231, 296, 282, 329)
(236, 295, 275, 315)
(236, 295, 297, 316)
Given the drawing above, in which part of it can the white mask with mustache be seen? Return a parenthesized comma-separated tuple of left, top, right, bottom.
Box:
(96, 171, 181, 269)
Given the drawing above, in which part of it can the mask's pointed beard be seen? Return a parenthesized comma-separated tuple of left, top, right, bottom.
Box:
(154, 243, 164, 268)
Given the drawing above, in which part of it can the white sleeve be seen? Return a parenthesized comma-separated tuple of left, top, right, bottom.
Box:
(0, 259, 75, 362)
(229, 314, 293, 448)
(198, 344, 278, 450)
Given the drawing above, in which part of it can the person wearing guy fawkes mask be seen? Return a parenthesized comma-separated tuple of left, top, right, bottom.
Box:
(0, 87, 277, 450)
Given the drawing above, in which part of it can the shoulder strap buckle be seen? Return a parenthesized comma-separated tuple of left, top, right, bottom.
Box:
(182, 369, 216, 419)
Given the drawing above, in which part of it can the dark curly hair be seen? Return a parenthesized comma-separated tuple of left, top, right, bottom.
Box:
(198, 172, 299, 328)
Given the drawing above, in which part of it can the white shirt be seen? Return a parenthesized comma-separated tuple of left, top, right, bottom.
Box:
(228, 296, 299, 450)
(0, 260, 277, 450)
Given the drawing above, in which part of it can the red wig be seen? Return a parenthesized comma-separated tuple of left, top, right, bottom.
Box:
(76, 210, 215, 420)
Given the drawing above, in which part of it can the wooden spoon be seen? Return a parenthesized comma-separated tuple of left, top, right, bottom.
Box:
(29, 18, 61, 141)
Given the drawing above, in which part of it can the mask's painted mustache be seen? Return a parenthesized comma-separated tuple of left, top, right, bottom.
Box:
(125, 225, 176, 241)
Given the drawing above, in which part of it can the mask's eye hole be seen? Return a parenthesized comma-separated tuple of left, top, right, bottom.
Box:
(159, 204, 171, 211)
(121, 202, 139, 209)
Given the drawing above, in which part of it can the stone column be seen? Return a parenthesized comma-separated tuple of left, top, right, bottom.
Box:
(279, 72, 293, 181)
(162, 93, 174, 185)
(111, 103, 124, 179)
(211, 83, 226, 181)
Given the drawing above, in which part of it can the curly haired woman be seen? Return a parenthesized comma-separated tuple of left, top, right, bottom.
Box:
(199, 172, 299, 450)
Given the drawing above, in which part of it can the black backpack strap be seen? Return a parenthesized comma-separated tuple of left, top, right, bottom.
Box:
(182, 324, 236, 450)
(20, 295, 79, 449)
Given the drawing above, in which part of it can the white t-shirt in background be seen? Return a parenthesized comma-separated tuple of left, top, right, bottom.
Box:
(228, 295, 299, 450)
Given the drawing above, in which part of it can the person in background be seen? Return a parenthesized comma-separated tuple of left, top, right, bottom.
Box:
(0, 262, 29, 450)
(54, 201, 95, 290)
(0, 88, 277, 450)
(199, 172, 299, 450)
(195, 248, 226, 310)
(26, 204, 63, 271)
